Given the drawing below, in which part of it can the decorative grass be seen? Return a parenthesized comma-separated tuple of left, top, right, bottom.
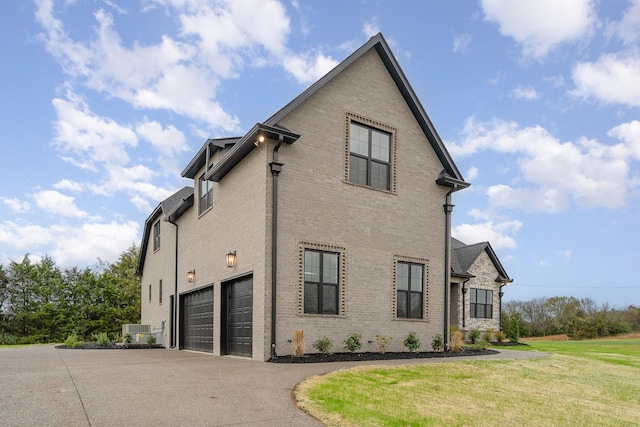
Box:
(295, 338, 640, 426)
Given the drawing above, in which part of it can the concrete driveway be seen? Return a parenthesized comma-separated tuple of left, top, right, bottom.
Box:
(0, 345, 545, 426)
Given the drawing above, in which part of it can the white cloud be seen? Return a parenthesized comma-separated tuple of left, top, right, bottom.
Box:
(606, 0, 640, 45)
(32, 190, 89, 218)
(481, 0, 597, 59)
(1, 198, 31, 214)
(572, 53, 640, 107)
(450, 118, 638, 212)
(556, 249, 572, 260)
(362, 19, 380, 38)
(135, 119, 187, 157)
(53, 179, 83, 192)
(283, 52, 339, 85)
(52, 90, 138, 170)
(453, 33, 472, 54)
(511, 85, 539, 100)
(453, 220, 522, 249)
(0, 219, 139, 267)
(466, 166, 479, 181)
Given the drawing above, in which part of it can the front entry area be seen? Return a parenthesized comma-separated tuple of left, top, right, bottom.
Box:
(221, 274, 253, 357)
(180, 286, 214, 353)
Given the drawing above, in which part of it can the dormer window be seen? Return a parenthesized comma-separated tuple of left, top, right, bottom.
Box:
(199, 173, 213, 215)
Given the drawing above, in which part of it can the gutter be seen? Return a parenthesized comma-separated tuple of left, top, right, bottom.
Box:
(167, 218, 179, 349)
(270, 135, 285, 360)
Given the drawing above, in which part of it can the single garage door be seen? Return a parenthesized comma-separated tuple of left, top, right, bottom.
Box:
(222, 275, 253, 357)
(180, 287, 213, 353)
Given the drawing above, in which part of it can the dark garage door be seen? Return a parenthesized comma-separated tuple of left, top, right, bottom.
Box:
(180, 287, 213, 353)
(222, 275, 253, 357)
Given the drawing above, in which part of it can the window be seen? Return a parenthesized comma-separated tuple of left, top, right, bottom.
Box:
(397, 261, 424, 319)
(153, 221, 161, 251)
(199, 174, 213, 214)
(349, 122, 391, 190)
(148, 284, 152, 303)
(304, 249, 339, 314)
(470, 289, 493, 319)
(159, 279, 163, 305)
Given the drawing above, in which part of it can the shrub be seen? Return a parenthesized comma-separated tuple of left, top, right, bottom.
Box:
(450, 331, 465, 352)
(293, 330, 304, 357)
(146, 335, 156, 347)
(65, 333, 81, 348)
(343, 333, 362, 353)
(71, 340, 85, 349)
(0, 334, 18, 345)
(468, 328, 480, 344)
(403, 332, 421, 353)
(312, 336, 333, 355)
(509, 317, 520, 342)
(92, 332, 110, 347)
(431, 334, 443, 352)
(123, 334, 133, 346)
(494, 330, 506, 343)
(483, 328, 494, 343)
(472, 339, 490, 351)
(375, 335, 393, 354)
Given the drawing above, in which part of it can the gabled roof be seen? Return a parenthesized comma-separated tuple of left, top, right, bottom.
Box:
(451, 238, 512, 283)
(182, 137, 240, 179)
(266, 32, 468, 187)
(198, 32, 468, 187)
(135, 187, 194, 276)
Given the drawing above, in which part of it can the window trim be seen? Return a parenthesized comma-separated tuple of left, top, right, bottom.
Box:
(298, 242, 346, 317)
(470, 288, 493, 319)
(344, 113, 397, 194)
(153, 220, 161, 251)
(393, 255, 429, 321)
(198, 173, 213, 215)
(159, 279, 163, 305)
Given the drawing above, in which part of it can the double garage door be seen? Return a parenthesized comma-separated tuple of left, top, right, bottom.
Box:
(180, 275, 252, 357)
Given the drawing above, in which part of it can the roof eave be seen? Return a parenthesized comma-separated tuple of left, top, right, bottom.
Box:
(204, 123, 300, 182)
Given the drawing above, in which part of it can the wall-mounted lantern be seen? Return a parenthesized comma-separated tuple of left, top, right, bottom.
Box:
(225, 251, 237, 268)
(187, 270, 196, 283)
(254, 134, 265, 147)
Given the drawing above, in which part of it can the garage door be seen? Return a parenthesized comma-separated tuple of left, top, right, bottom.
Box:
(223, 275, 253, 357)
(180, 287, 213, 353)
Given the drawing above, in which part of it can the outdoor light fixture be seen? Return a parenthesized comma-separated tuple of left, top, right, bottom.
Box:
(225, 251, 237, 268)
(187, 270, 196, 283)
(254, 135, 265, 146)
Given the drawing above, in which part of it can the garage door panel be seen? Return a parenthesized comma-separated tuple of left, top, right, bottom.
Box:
(225, 275, 252, 357)
(180, 287, 213, 353)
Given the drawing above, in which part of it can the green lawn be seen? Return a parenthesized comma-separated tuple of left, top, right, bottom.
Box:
(295, 339, 640, 426)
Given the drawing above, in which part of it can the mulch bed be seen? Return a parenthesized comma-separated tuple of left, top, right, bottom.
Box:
(269, 348, 499, 363)
(55, 343, 161, 350)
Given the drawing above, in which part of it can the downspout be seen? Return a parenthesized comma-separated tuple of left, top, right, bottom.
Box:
(167, 218, 179, 348)
(443, 184, 457, 351)
(269, 135, 285, 360)
(461, 277, 470, 328)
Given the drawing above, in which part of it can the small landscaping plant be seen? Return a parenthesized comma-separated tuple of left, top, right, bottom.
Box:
(472, 339, 490, 351)
(146, 335, 157, 347)
(92, 332, 110, 347)
(343, 333, 362, 353)
(293, 330, 304, 357)
(403, 332, 421, 353)
(123, 334, 133, 347)
(431, 334, 444, 352)
(468, 328, 480, 344)
(312, 336, 333, 355)
(483, 328, 494, 343)
(494, 330, 506, 343)
(450, 330, 465, 352)
(375, 335, 392, 354)
(65, 333, 82, 348)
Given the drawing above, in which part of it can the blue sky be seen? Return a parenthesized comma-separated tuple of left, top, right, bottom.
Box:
(1, 0, 639, 307)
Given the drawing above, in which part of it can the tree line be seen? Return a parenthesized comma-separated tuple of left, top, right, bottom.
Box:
(0, 245, 141, 345)
(501, 296, 640, 340)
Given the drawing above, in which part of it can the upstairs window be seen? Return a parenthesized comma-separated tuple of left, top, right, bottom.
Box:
(199, 173, 213, 215)
(304, 249, 339, 315)
(396, 261, 424, 319)
(349, 122, 391, 190)
(153, 221, 161, 251)
(470, 289, 493, 319)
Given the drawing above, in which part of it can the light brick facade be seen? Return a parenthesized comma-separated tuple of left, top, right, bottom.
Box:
(137, 34, 490, 360)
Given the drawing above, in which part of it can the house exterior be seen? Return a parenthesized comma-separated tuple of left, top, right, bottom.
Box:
(450, 238, 513, 335)
(136, 33, 511, 361)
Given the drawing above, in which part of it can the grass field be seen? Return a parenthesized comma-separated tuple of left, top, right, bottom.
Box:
(295, 338, 640, 426)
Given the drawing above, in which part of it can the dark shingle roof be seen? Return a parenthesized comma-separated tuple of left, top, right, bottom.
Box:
(451, 238, 512, 283)
(135, 187, 194, 276)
